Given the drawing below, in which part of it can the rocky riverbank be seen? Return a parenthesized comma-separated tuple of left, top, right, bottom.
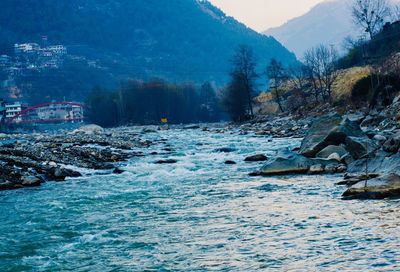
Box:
(2, 96, 400, 200)
(248, 97, 400, 200)
(0, 125, 153, 191)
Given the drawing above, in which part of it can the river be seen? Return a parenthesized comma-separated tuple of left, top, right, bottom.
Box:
(0, 127, 399, 271)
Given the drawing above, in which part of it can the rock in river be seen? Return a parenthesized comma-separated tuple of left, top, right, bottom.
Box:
(21, 176, 43, 187)
(342, 174, 400, 199)
(225, 160, 237, 165)
(215, 147, 236, 153)
(155, 159, 178, 164)
(244, 154, 268, 162)
(345, 136, 378, 160)
(259, 150, 339, 176)
(299, 114, 365, 157)
(73, 124, 105, 135)
(383, 131, 400, 153)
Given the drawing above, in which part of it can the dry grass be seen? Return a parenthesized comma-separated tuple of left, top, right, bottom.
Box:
(332, 66, 371, 102)
(255, 92, 274, 103)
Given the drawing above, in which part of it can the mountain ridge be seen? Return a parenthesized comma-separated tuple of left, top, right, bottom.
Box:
(0, 0, 297, 103)
(264, 0, 356, 58)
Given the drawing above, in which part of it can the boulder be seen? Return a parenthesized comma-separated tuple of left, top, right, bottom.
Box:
(383, 131, 400, 153)
(113, 168, 125, 174)
(299, 114, 365, 157)
(73, 124, 104, 135)
(327, 153, 342, 162)
(316, 145, 348, 159)
(51, 167, 82, 181)
(309, 164, 324, 174)
(337, 173, 380, 187)
(155, 159, 178, 164)
(259, 150, 339, 176)
(21, 176, 42, 187)
(345, 136, 378, 160)
(347, 150, 400, 175)
(373, 134, 387, 145)
(215, 147, 236, 153)
(244, 154, 268, 162)
(342, 174, 400, 199)
(225, 160, 237, 165)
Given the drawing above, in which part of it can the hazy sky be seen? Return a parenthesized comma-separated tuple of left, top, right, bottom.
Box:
(208, 0, 327, 32)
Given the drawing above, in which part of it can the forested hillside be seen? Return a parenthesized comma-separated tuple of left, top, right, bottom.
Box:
(0, 0, 296, 102)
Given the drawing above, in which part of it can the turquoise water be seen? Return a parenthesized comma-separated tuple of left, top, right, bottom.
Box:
(1, 128, 400, 271)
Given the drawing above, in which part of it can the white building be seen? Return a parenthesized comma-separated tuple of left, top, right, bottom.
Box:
(14, 43, 40, 54)
(5, 102, 26, 122)
(47, 45, 67, 55)
(0, 55, 11, 67)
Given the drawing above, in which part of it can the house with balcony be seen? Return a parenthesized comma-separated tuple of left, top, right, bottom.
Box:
(5, 102, 27, 122)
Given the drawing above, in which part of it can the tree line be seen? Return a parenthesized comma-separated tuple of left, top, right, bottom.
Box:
(221, 43, 340, 120)
(86, 80, 221, 127)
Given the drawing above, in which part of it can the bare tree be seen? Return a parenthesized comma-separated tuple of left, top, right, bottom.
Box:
(222, 45, 258, 121)
(267, 59, 287, 112)
(352, 0, 391, 39)
(318, 46, 340, 100)
(304, 47, 324, 102)
(288, 65, 309, 108)
(230, 45, 258, 118)
(304, 45, 339, 102)
(288, 65, 308, 94)
(342, 35, 365, 51)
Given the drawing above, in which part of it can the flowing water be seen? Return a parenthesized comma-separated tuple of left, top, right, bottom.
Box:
(1, 128, 400, 271)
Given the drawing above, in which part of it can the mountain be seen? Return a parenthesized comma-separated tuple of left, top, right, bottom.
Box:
(264, 0, 356, 58)
(0, 0, 296, 103)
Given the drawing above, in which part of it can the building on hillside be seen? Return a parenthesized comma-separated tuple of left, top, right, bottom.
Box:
(0, 55, 11, 68)
(14, 43, 40, 55)
(13, 43, 68, 69)
(38, 45, 67, 68)
(5, 102, 27, 122)
(46, 45, 67, 55)
(71, 105, 84, 120)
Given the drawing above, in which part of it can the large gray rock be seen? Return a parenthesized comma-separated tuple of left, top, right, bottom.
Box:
(316, 145, 348, 159)
(344, 112, 365, 124)
(347, 151, 400, 175)
(345, 136, 378, 160)
(73, 124, 104, 135)
(21, 176, 42, 187)
(259, 150, 339, 176)
(342, 174, 400, 199)
(383, 131, 400, 153)
(299, 114, 365, 157)
(373, 134, 387, 145)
